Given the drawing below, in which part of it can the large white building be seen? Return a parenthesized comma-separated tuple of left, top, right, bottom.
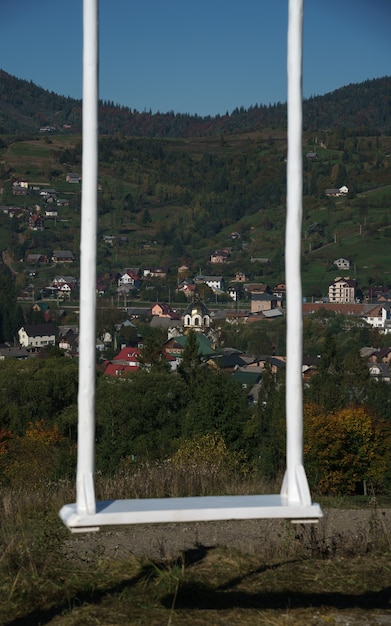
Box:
(18, 323, 57, 351)
(328, 277, 357, 303)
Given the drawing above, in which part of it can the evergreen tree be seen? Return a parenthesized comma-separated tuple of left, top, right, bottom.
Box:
(139, 334, 170, 372)
(255, 362, 286, 480)
(182, 369, 250, 451)
(178, 329, 202, 384)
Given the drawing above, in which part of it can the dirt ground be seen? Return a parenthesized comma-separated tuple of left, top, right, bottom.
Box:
(64, 507, 391, 563)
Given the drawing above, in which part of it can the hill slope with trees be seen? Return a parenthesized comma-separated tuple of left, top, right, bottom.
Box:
(1, 70, 391, 137)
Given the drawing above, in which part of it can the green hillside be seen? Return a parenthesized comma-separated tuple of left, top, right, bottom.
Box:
(1, 75, 391, 299)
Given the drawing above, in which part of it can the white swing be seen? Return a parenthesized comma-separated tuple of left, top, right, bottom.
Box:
(59, 0, 322, 532)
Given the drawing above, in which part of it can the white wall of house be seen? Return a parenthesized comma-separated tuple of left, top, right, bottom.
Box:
(363, 306, 391, 333)
(18, 329, 56, 349)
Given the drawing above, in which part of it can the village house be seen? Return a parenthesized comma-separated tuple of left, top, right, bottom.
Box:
(13, 179, 29, 189)
(367, 362, 391, 383)
(325, 185, 349, 197)
(363, 347, 391, 363)
(39, 189, 57, 202)
(362, 304, 391, 334)
(52, 250, 75, 263)
(51, 275, 78, 297)
(234, 272, 248, 283)
(328, 277, 357, 303)
(103, 346, 142, 376)
(66, 173, 80, 183)
(150, 302, 180, 319)
(333, 257, 352, 270)
(207, 349, 250, 372)
(210, 249, 229, 264)
(45, 208, 58, 217)
(376, 347, 391, 363)
(227, 286, 239, 301)
(163, 333, 215, 368)
(28, 214, 44, 231)
(244, 283, 272, 295)
(194, 275, 225, 292)
(18, 323, 57, 352)
(58, 327, 79, 355)
(143, 266, 169, 279)
(250, 292, 282, 314)
(0, 344, 30, 360)
(243, 356, 286, 376)
(273, 282, 286, 299)
(26, 253, 46, 264)
(117, 269, 141, 288)
(177, 280, 197, 299)
(12, 185, 27, 196)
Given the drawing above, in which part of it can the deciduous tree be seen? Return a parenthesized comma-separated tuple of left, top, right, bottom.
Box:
(304, 404, 391, 495)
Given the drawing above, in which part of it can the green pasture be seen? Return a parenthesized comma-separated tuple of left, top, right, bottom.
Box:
(302, 233, 391, 296)
(357, 184, 391, 201)
(8, 142, 51, 158)
(303, 144, 343, 162)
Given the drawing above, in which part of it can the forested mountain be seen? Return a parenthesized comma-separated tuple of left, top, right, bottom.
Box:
(1, 69, 391, 137)
(1, 68, 391, 301)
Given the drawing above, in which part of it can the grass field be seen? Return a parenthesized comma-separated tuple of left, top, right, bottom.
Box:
(1, 477, 390, 626)
(7, 142, 52, 158)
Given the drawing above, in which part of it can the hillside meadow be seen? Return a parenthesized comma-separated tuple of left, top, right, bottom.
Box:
(1, 127, 391, 298)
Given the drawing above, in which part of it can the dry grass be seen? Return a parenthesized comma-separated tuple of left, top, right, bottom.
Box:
(1, 470, 391, 625)
(2, 548, 389, 625)
(95, 459, 276, 501)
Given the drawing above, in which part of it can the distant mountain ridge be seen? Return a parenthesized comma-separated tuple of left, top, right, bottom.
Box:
(1, 69, 391, 137)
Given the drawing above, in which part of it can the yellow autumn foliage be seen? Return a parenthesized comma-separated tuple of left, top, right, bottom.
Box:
(24, 419, 65, 445)
(172, 433, 243, 477)
(3, 419, 69, 487)
(304, 404, 391, 495)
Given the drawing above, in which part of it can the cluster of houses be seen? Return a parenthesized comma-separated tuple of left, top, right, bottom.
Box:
(325, 270, 391, 334)
(20, 249, 391, 334)
(11, 175, 78, 210)
(2, 292, 390, 402)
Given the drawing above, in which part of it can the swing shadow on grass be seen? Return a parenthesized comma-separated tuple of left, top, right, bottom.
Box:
(4, 546, 391, 626)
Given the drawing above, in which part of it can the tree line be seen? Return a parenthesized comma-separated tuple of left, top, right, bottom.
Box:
(0, 324, 390, 497)
(2, 70, 391, 136)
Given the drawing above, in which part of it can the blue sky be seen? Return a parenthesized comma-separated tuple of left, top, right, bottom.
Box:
(1, 0, 390, 117)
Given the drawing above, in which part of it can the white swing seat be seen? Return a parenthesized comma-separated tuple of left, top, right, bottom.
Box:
(60, 464, 322, 532)
(60, 494, 322, 533)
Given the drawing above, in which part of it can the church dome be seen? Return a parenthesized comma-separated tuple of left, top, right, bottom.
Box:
(185, 300, 210, 318)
